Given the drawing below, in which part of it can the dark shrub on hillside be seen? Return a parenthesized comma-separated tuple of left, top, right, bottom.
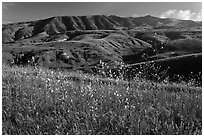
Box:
(164, 31, 182, 40)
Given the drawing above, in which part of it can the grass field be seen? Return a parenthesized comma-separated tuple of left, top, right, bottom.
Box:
(2, 64, 202, 135)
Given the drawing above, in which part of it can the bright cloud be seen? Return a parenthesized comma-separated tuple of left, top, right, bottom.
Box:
(160, 9, 202, 21)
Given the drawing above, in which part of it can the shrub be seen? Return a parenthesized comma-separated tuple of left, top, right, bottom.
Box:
(164, 31, 182, 40)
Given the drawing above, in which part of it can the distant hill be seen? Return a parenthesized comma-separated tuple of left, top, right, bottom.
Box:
(2, 14, 202, 81)
(2, 15, 201, 43)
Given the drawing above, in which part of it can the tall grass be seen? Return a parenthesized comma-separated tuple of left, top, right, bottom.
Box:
(2, 64, 202, 135)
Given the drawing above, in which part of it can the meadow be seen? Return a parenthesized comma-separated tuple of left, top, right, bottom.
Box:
(2, 64, 202, 135)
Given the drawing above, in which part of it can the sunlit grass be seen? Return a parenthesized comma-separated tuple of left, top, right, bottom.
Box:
(2, 64, 202, 135)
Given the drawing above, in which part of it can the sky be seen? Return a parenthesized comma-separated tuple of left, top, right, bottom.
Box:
(2, 2, 202, 24)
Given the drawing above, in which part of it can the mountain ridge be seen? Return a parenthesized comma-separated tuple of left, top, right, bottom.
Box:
(2, 14, 202, 25)
(2, 14, 201, 43)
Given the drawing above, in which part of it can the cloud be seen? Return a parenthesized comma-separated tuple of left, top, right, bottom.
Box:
(2, 2, 16, 9)
(132, 13, 139, 17)
(160, 9, 202, 21)
(132, 13, 149, 18)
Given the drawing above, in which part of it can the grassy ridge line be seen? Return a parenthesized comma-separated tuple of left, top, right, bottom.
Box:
(3, 64, 201, 93)
(126, 53, 202, 67)
(2, 64, 128, 85)
(2, 64, 202, 135)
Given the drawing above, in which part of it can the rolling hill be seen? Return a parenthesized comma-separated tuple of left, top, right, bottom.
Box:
(2, 14, 202, 82)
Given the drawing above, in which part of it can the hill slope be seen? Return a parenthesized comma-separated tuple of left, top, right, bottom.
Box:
(2, 14, 202, 82)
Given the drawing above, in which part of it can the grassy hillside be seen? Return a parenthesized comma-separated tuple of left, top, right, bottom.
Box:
(2, 14, 202, 135)
(2, 64, 202, 135)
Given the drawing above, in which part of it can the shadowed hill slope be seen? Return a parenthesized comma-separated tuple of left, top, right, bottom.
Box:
(2, 32, 152, 73)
